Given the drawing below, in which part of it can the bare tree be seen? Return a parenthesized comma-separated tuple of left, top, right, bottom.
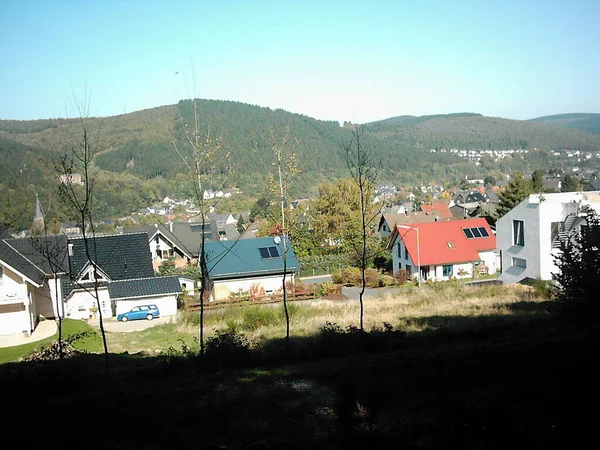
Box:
(257, 128, 299, 347)
(344, 125, 379, 332)
(57, 92, 109, 369)
(170, 98, 232, 353)
(29, 192, 68, 359)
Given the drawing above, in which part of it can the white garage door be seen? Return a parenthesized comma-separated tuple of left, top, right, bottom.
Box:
(115, 295, 178, 317)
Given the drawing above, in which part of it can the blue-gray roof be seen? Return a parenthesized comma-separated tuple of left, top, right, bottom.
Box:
(108, 276, 182, 300)
(205, 237, 299, 280)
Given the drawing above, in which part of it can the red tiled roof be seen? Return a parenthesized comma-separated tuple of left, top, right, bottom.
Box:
(390, 218, 496, 266)
(420, 203, 453, 219)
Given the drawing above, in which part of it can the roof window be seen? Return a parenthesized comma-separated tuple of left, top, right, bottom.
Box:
(259, 246, 280, 259)
(462, 226, 490, 239)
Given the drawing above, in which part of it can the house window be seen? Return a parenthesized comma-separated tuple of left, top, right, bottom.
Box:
(0, 266, 3, 287)
(406, 265, 412, 276)
(382, 223, 388, 232)
(155, 236, 160, 244)
(512, 257, 527, 268)
(513, 220, 525, 246)
(443, 265, 453, 277)
(259, 246, 280, 259)
(397, 242, 402, 258)
(404, 245, 409, 260)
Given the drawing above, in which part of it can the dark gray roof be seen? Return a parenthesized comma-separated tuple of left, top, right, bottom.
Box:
(108, 276, 182, 300)
(68, 233, 155, 281)
(484, 188, 499, 203)
(123, 224, 193, 259)
(205, 237, 299, 280)
(0, 235, 69, 285)
(588, 180, 600, 191)
(170, 222, 215, 257)
(0, 239, 45, 285)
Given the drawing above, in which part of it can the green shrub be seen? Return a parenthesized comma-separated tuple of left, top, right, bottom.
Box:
(241, 306, 280, 331)
(205, 330, 254, 364)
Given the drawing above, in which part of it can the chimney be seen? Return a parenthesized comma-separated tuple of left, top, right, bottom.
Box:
(169, 221, 173, 233)
(68, 243, 73, 257)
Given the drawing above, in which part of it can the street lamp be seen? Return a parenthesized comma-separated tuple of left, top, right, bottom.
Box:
(397, 224, 420, 288)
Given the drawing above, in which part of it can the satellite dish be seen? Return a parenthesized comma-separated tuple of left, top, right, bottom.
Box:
(273, 236, 281, 245)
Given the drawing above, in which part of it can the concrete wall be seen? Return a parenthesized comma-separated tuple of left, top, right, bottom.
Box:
(115, 295, 178, 317)
(212, 274, 295, 301)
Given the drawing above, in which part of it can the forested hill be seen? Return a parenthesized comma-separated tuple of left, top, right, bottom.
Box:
(2, 100, 600, 196)
(528, 113, 600, 135)
(365, 113, 600, 152)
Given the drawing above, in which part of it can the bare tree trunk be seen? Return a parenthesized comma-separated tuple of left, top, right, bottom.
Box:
(58, 96, 109, 372)
(344, 125, 378, 332)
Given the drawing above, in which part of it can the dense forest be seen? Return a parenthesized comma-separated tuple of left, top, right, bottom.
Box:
(529, 113, 600, 136)
(1, 100, 600, 230)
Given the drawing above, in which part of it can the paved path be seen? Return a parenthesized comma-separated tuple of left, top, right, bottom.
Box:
(341, 286, 406, 301)
(89, 315, 175, 333)
(0, 319, 57, 348)
(300, 275, 333, 285)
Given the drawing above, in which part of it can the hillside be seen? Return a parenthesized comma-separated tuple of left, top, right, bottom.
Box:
(365, 113, 600, 152)
(529, 113, 600, 135)
(2, 100, 600, 225)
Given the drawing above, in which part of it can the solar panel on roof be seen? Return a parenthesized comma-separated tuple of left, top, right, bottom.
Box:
(268, 246, 280, 258)
(259, 247, 270, 259)
(471, 227, 482, 238)
(463, 228, 474, 239)
(478, 227, 489, 237)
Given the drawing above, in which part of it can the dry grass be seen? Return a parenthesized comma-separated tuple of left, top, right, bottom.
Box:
(176, 283, 551, 342)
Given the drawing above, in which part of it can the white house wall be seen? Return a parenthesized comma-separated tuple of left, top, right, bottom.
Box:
(0, 266, 36, 335)
(497, 193, 600, 284)
(213, 274, 295, 301)
(115, 295, 178, 317)
(65, 288, 112, 320)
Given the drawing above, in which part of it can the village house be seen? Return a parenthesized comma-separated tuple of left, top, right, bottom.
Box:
(387, 218, 498, 282)
(497, 191, 600, 285)
(0, 232, 182, 336)
(204, 237, 299, 301)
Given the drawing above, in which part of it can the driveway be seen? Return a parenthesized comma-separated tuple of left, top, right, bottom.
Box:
(89, 316, 175, 333)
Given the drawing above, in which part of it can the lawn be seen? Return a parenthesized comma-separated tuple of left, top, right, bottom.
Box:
(0, 319, 102, 364)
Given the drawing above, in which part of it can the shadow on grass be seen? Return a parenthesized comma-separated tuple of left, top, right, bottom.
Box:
(1, 301, 598, 449)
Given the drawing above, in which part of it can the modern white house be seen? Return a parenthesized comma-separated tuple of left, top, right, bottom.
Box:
(386, 218, 498, 282)
(497, 191, 600, 284)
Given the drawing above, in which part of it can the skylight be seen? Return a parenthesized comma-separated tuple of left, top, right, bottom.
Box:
(462, 226, 490, 239)
(259, 246, 280, 259)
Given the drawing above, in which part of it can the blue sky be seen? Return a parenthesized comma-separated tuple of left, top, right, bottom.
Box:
(1, 0, 599, 123)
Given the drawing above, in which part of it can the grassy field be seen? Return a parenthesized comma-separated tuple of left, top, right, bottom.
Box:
(2, 282, 596, 449)
(179, 281, 549, 342)
(1, 283, 549, 362)
(0, 319, 101, 364)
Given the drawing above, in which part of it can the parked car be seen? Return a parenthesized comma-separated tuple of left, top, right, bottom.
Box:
(117, 305, 160, 322)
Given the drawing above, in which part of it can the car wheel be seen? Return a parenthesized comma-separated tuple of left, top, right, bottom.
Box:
(121, 316, 128, 322)
(147, 314, 153, 321)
